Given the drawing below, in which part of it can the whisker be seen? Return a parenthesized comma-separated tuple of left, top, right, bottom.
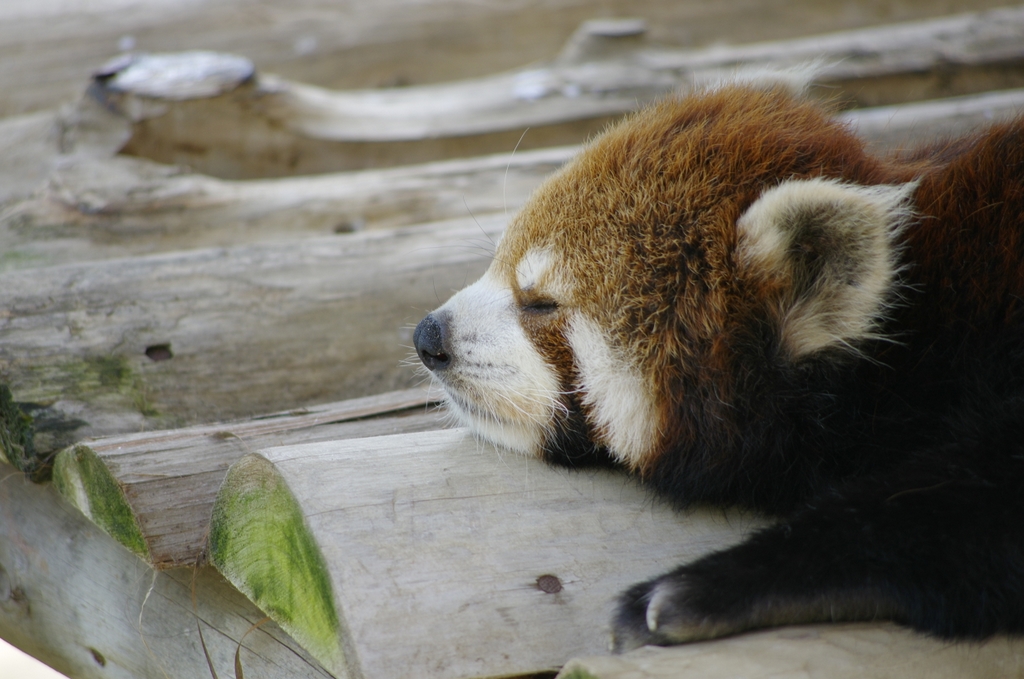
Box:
(463, 197, 496, 251)
(505, 127, 531, 219)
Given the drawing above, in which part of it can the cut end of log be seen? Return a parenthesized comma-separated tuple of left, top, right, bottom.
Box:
(52, 444, 150, 559)
(95, 51, 255, 101)
(209, 453, 344, 672)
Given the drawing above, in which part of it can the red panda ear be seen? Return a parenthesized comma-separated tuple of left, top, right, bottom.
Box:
(736, 178, 915, 358)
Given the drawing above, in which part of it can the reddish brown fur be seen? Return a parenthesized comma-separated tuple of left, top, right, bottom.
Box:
(416, 81, 1024, 644)
(903, 123, 1024, 334)
(497, 85, 924, 474)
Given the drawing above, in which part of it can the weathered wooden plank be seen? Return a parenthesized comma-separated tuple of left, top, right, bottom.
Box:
(0, 461, 334, 679)
(54, 387, 446, 568)
(2, 0, 1006, 119)
(557, 624, 1024, 679)
(646, 7, 1024, 108)
(5, 85, 1024, 451)
(843, 87, 1024, 150)
(102, 8, 1024, 178)
(0, 85, 131, 204)
(0, 145, 573, 269)
(209, 429, 763, 679)
(0, 215, 501, 452)
(5, 87, 1024, 273)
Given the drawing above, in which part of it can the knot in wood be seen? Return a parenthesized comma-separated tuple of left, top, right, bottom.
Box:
(536, 574, 562, 594)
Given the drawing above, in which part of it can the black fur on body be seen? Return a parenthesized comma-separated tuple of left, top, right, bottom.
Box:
(612, 118, 1024, 648)
(413, 81, 1024, 650)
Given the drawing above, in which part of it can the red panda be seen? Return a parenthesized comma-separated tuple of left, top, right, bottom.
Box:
(413, 72, 1024, 650)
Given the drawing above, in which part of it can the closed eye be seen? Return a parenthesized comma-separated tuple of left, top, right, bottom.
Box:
(522, 299, 559, 315)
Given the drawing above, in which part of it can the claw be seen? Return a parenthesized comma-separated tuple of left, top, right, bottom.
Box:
(645, 580, 676, 632)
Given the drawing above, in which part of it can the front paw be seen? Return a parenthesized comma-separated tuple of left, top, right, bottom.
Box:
(610, 573, 700, 655)
(612, 572, 710, 652)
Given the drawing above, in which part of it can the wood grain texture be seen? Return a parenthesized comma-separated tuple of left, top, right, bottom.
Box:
(0, 145, 572, 269)
(557, 624, 1024, 679)
(5, 88, 1024, 275)
(96, 7, 1024, 178)
(58, 388, 446, 568)
(0, 462, 334, 679)
(0, 215, 498, 452)
(249, 429, 764, 679)
(0, 0, 1009, 119)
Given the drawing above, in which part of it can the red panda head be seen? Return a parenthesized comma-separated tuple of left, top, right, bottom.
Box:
(414, 77, 915, 475)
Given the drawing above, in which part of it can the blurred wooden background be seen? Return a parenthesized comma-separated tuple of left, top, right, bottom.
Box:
(3, 2, 1024, 679)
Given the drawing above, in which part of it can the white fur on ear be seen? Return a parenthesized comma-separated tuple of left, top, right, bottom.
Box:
(694, 61, 829, 98)
(736, 177, 916, 357)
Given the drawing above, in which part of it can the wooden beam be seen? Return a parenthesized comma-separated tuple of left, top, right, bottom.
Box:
(209, 430, 764, 679)
(0, 461, 334, 679)
(90, 8, 1024, 178)
(4, 88, 1023, 273)
(0, 215, 501, 453)
(557, 624, 1024, 679)
(0, 0, 1008, 120)
(14, 418, 1024, 679)
(840, 87, 1024, 150)
(0, 145, 573, 268)
(54, 388, 446, 568)
(4, 87, 1024, 456)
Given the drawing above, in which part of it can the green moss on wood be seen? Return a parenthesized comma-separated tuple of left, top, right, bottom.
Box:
(209, 454, 342, 669)
(16, 354, 159, 422)
(557, 668, 602, 679)
(53, 444, 150, 559)
(76, 355, 159, 418)
(0, 384, 44, 479)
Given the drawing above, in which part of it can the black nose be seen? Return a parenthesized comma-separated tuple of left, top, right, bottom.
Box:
(413, 313, 451, 371)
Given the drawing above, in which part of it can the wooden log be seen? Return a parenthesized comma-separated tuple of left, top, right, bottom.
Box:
(53, 387, 446, 568)
(91, 8, 1024, 178)
(0, 145, 573, 269)
(0, 461, 334, 679)
(0, 215, 501, 453)
(15, 416, 1024, 679)
(3, 87, 1024, 453)
(557, 624, 1024, 679)
(207, 429, 764, 679)
(842, 87, 1024, 151)
(4, 88, 1023, 273)
(0, 87, 132, 204)
(1, 0, 1006, 120)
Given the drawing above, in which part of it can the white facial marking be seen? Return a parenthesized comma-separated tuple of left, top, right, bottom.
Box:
(568, 315, 658, 469)
(516, 247, 553, 293)
(430, 270, 561, 456)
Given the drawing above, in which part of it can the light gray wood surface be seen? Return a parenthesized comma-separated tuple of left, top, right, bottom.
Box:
(0, 214, 501, 453)
(95, 7, 1024, 178)
(2, 0, 1004, 119)
(71, 388, 445, 568)
(557, 624, 1024, 679)
(0, 145, 572, 264)
(235, 430, 763, 679)
(4, 88, 1022, 272)
(0, 461, 333, 679)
